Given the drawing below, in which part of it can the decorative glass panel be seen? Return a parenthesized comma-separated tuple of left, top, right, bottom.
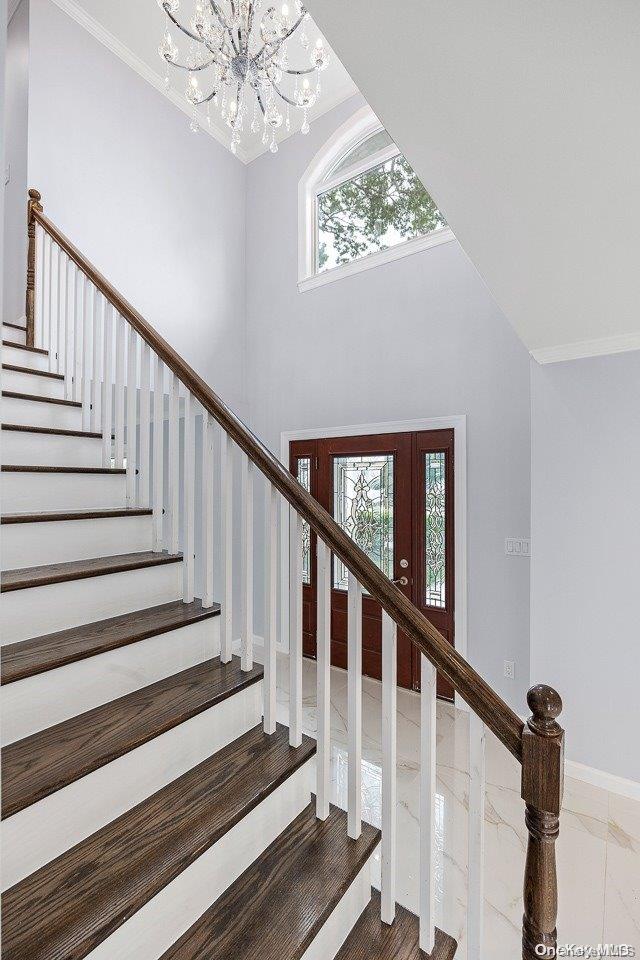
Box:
(296, 457, 311, 585)
(425, 452, 446, 608)
(332, 455, 394, 591)
(317, 154, 447, 273)
(326, 129, 394, 181)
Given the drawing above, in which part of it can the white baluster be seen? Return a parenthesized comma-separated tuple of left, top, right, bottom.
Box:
(35, 224, 44, 346)
(114, 314, 125, 468)
(153, 354, 165, 551)
(73, 267, 82, 403)
(419, 654, 437, 954)
(201, 411, 215, 609)
(47, 237, 55, 368)
(241, 454, 254, 671)
(55, 244, 65, 373)
(138, 340, 151, 506)
(101, 302, 114, 467)
(381, 611, 397, 923)
(126, 326, 138, 505)
(220, 430, 233, 662)
(264, 482, 278, 735)
(347, 571, 362, 839)
(468, 712, 486, 960)
(81, 278, 91, 430)
(90, 285, 101, 432)
(167, 373, 180, 553)
(42, 232, 51, 353)
(183, 392, 195, 598)
(63, 257, 73, 397)
(316, 538, 331, 820)
(289, 507, 303, 748)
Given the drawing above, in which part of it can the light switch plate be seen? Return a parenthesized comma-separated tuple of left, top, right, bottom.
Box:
(505, 537, 531, 558)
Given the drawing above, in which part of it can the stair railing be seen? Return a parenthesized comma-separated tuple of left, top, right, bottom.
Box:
(25, 189, 565, 960)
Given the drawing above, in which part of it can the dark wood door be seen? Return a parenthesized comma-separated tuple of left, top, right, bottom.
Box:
(290, 429, 455, 696)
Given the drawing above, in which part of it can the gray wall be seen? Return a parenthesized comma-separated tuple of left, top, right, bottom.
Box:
(245, 95, 532, 710)
(531, 351, 640, 782)
(27, 0, 247, 412)
(3, 0, 29, 325)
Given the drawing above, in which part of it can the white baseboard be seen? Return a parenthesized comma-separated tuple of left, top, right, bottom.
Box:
(565, 759, 640, 802)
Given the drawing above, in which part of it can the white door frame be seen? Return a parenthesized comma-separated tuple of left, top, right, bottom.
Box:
(279, 415, 468, 701)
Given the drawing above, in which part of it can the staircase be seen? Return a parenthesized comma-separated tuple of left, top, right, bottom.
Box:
(0, 189, 566, 960)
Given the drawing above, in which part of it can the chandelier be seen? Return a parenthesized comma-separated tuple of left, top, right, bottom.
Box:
(158, 0, 330, 154)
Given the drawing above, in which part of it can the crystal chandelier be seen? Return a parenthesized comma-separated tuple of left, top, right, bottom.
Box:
(158, 0, 330, 154)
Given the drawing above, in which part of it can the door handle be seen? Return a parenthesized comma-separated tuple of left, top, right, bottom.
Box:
(392, 576, 409, 587)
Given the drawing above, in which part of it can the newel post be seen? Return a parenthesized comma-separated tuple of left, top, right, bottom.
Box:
(25, 188, 43, 347)
(521, 685, 564, 960)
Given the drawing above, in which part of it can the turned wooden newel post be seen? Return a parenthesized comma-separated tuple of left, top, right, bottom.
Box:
(25, 188, 43, 348)
(521, 684, 564, 960)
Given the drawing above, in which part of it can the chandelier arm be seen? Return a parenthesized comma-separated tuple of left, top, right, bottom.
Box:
(165, 55, 218, 72)
(272, 83, 300, 108)
(254, 85, 267, 116)
(254, 10, 305, 63)
(162, 4, 201, 43)
(198, 86, 219, 104)
(208, 0, 240, 56)
(282, 65, 316, 75)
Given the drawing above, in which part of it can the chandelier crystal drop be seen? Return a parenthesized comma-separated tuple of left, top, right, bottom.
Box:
(157, 0, 329, 151)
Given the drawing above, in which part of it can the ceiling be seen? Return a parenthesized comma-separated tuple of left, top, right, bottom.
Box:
(306, 0, 640, 362)
(50, 0, 357, 163)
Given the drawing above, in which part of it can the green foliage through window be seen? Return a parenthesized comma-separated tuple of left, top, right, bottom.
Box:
(317, 153, 447, 272)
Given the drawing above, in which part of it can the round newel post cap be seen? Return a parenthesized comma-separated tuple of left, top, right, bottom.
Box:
(527, 684, 563, 736)
(28, 188, 42, 202)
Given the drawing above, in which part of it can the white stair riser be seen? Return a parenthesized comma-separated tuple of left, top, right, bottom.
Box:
(2, 325, 26, 345)
(1, 395, 82, 429)
(1, 345, 50, 371)
(1, 470, 126, 511)
(2, 617, 221, 744)
(1, 514, 153, 569)
(2, 368, 66, 399)
(0, 430, 103, 468)
(2, 561, 184, 644)
(84, 760, 313, 960)
(1, 680, 263, 889)
(300, 856, 375, 960)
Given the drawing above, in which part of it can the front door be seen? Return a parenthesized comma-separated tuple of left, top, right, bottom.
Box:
(290, 429, 455, 697)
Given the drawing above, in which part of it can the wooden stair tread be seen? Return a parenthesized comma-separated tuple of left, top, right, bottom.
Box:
(1, 423, 101, 437)
(159, 803, 380, 960)
(2, 389, 81, 407)
(334, 890, 457, 960)
(1, 551, 182, 593)
(2, 464, 124, 473)
(1, 656, 263, 818)
(2, 599, 220, 684)
(2, 724, 314, 960)
(1, 507, 152, 524)
(2, 340, 48, 354)
(2, 364, 65, 380)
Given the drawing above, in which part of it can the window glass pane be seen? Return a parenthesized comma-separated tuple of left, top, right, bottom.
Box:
(317, 154, 447, 273)
(425, 451, 446, 608)
(326, 129, 394, 181)
(296, 457, 311, 585)
(333, 454, 394, 591)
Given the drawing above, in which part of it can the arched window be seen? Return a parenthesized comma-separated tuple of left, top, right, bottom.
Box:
(298, 106, 454, 291)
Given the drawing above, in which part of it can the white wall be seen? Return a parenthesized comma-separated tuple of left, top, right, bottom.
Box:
(3, 0, 29, 326)
(27, 0, 247, 411)
(531, 351, 640, 783)
(246, 95, 532, 710)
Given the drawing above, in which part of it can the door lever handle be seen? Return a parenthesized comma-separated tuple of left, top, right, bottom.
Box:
(392, 576, 409, 587)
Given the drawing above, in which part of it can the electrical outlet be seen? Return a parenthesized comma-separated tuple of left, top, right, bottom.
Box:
(504, 660, 515, 680)
(505, 538, 531, 557)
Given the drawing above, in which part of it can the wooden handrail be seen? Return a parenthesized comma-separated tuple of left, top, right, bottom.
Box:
(33, 207, 525, 760)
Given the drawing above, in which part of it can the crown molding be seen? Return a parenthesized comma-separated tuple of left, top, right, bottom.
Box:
(48, 0, 356, 166)
(530, 331, 640, 364)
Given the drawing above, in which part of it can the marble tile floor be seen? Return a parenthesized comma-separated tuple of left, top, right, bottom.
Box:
(275, 654, 640, 960)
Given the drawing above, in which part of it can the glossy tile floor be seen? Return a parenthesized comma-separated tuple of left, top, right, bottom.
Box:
(276, 655, 640, 960)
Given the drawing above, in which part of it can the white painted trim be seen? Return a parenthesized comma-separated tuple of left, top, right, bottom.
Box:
(7, 0, 22, 24)
(298, 228, 455, 293)
(46, 0, 355, 165)
(565, 759, 640, 802)
(279, 415, 468, 706)
(531, 332, 640, 364)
